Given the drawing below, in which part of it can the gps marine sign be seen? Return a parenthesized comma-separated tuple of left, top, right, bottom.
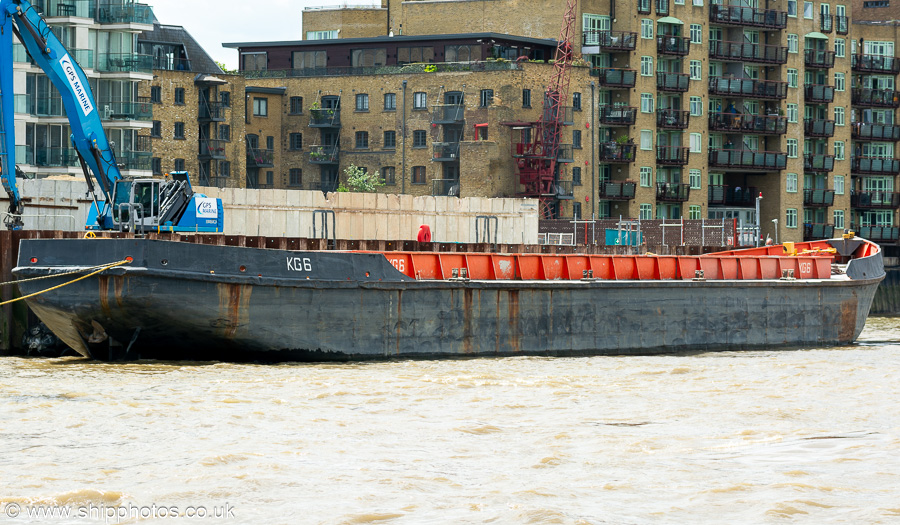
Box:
(195, 197, 218, 218)
(58, 54, 93, 117)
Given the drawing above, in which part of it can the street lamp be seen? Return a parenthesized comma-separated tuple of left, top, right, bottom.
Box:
(771, 218, 778, 245)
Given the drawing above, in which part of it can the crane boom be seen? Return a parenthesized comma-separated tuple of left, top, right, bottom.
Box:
(542, 0, 578, 165)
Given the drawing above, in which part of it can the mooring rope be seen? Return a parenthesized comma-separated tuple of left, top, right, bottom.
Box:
(0, 259, 131, 307)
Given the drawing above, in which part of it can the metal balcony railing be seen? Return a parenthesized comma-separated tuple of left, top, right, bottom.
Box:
(804, 223, 835, 241)
(805, 84, 835, 104)
(199, 139, 226, 159)
(32, 0, 94, 18)
(432, 104, 464, 124)
(657, 35, 690, 56)
(99, 97, 152, 120)
(432, 142, 460, 161)
(803, 188, 835, 207)
(804, 154, 835, 172)
(851, 157, 900, 175)
(804, 118, 835, 137)
(97, 2, 154, 24)
(852, 54, 900, 74)
(309, 108, 341, 127)
(852, 123, 900, 141)
(657, 109, 690, 129)
(656, 182, 691, 202)
(708, 149, 787, 170)
(582, 31, 637, 51)
(656, 146, 689, 165)
(96, 52, 153, 74)
(709, 77, 787, 99)
(34, 147, 80, 167)
(199, 99, 226, 121)
(593, 68, 636, 88)
(598, 105, 636, 126)
(805, 49, 835, 69)
(557, 144, 575, 163)
(247, 146, 275, 167)
(709, 5, 788, 29)
(432, 179, 461, 197)
(554, 180, 574, 199)
(543, 105, 575, 126)
(709, 112, 787, 134)
(855, 226, 900, 242)
(152, 56, 191, 71)
(820, 14, 833, 33)
(836, 15, 848, 34)
(117, 151, 152, 171)
(851, 190, 900, 209)
(708, 40, 788, 64)
(852, 88, 900, 108)
(708, 185, 759, 206)
(657, 72, 690, 92)
(308, 145, 339, 164)
(16, 95, 64, 117)
(598, 142, 636, 163)
(598, 181, 637, 200)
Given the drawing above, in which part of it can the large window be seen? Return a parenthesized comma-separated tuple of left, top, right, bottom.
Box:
(398, 46, 435, 64)
(253, 97, 267, 117)
(445, 45, 481, 62)
(306, 30, 337, 40)
(292, 50, 326, 70)
(242, 52, 266, 71)
(351, 48, 387, 67)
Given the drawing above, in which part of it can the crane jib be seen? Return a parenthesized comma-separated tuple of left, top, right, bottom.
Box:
(59, 55, 93, 117)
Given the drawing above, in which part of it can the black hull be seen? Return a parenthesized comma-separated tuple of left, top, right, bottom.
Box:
(13, 239, 884, 362)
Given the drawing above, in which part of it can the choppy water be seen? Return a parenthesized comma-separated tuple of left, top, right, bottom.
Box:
(2, 319, 900, 525)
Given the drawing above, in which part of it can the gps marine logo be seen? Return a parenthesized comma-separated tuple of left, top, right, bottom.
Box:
(195, 198, 218, 218)
(59, 54, 94, 117)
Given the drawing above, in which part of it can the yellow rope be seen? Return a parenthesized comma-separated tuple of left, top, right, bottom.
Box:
(1, 261, 131, 288)
(0, 260, 131, 307)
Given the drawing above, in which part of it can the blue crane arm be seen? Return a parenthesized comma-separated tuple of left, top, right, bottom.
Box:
(0, 0, 121, 229)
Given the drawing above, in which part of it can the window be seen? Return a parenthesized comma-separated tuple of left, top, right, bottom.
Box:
(835, 38, 845, 58)
(384, 130, 396, 149)
(689, 60, 702, 80)
(573, 92, 582, 111)
(242, 52, 267, 71)
(480, 89, 494, 107)
(690, 24, 702, 44)
(174, 158, 185, 172)
(640, 93, 654, 113)
(355, 131, 369, 149)
(573, 202, 582, 219)
(573, 129, 582, 149)
(151, 120, 161, 138)
(445, 45, 481, 62)
(786, 173, 798, 193)
(834, 141, 844, 160)
(292, 50, 326, 70)
(150, 86, 161, 104)
(690, 133, 702, 153)
(835, 72, 845, 91)
(640, 130, 652, 150)
(835, 107, 845, 126)
(689, 169, 701, 189)
(787, 103, 798, 123)
(834, 210, 845, 229)
(690, 96, 702, 116)
(787, 68, 798, 88)
(174, 87, 185, 105)
(398, 46, 434, 64)
(640, 203, 653, 220)
(151, 157, 161, 175)
(174, 122, 185, 139)
(290, 96, 303, 114)
(675, 0, 684, 5)
(289, 168, 302, 187)
(786, 208, 798, 228)
(803, 1, 814, 18)
(641, 19, 653, 39)
(787, 34, 798, 54)
(382, 167, 396, 185)
(384, 93, 396, 111)
(522, 89, 531, 108)
(219, 161, 230, 178)
(267, 136, 274, 150)
(355, 93, 369, 111)
(640, 167, 652, 187)
(689, 205, 701, 220)
(413, 130, 427, 148)
(218, 125, 230, 141)
(289, 133, 303, 150)
(351, 48, 387, 67)
(641, 56, 653, 76)
(413, 92, 427, 110)
(692, 0, 703, 5)
(412, 166, 426, 184)
(788, 0, 797, 16)
(253, 97, 268, 117)
(834, 174, 845, 194)
(307, 30, 337, 40)
(787, 139, 798, 158)
(573, 166, 582, 186)
(220, 92, 231, 107)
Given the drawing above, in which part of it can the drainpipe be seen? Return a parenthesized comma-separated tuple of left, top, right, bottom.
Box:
(591, 81, 596, 218)
(402, 80, 408, 194)
(610, 0, 616, 25)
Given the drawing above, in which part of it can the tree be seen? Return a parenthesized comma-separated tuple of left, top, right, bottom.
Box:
(215, 61, 238, 75)
(344, 164, 384, 192)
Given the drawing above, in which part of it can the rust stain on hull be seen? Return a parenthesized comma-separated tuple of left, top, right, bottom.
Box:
(508, 289, 520, 353)
(216, 283, 252, 339)
(839, 294, 859, 342)
(98, 276, 111, 317)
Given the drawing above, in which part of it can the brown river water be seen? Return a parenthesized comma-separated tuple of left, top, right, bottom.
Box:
(2, 319, 900, 525)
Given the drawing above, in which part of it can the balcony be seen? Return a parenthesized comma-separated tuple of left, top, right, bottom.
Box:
(309, 108, 341, 127)
(433, 142, 460, 161)
(34, 0, 94, 18)
(805, 49, 835, 69)
(851, 190, 900, 209)
(805, 84, 835, 104)
(594, 68, 636, 88)
(556, 144, 575, 163)
(708, 185, 759, 206)
(553, 180, 574, 200)
(709, 112, 787, 135)
(852, 54, 900, 75)
(638, 0, 650, 14)
(199, 100, 226, 121)
(657, 72, 689, 93)
(152, 56, 191, 72)
(97, 2, 154, 25)
(855, 225, 900, 242)
(582, 31, 637, 52)
(96, 53, 153, 74)
(836, 15, 848, 35)
(543, 105, 575, 126)
(432, 179, 461, 197)
(656, 146, 689, 166)
(99, 97, 152, 120)
(804, 118, 835, 138)
(852, 123, 900, 141)
(709, 5, 788, 29)
(804, 154, 835, 172)
(17, 95, 64, 117)
(708, 149, 787, 170)
(432, 104, 465, 124)
(852, 157, 900, 175)
(117, 149, 152, 171)
(804, 223, 836, 241)
(598, 181, 637, 200)
(199, 139, 226, 160)
(598, 142, 636, 163)
(803, 188, 835, 207)
(656, 182, 691, 202)
(820, 14, 833, 33)
(708, 40, 788, 64)
(34, 147, 80, 168)
(657, 36, 690, 56)
(656, 0, 669, 15)
(598, 105, 636, 126)
(308, 145, 339, 165)
(709, 77, 787, 99)
(852, 88, 900, 108)
(247, 146, 275, 167)
(657, 109, 690, 130)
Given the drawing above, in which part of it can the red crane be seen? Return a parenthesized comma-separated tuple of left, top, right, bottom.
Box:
(506, 0, 578, 219)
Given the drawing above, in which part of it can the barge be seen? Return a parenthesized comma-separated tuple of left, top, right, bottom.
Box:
(11, 236, 885, 361)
